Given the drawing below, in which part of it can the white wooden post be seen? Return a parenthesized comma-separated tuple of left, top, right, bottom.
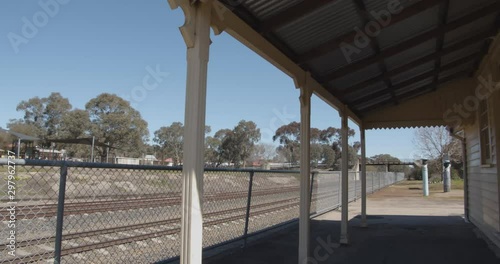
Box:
(340, 107, 349, 244)
(298, 85, 312, 263)
(360, 125, 367, 227)
(169, 1, 212, 263)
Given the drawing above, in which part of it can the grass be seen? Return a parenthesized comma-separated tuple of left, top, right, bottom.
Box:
(397, 179, 464, 191)
(429, 179, 464, 191)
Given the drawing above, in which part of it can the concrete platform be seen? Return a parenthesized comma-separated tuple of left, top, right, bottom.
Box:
(205, 181, 499, 264)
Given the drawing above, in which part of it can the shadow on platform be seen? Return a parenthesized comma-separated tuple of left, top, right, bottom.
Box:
(205, 215, 499, 264)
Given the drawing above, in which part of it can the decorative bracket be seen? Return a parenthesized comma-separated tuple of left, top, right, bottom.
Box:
(168, 0, 212, 48)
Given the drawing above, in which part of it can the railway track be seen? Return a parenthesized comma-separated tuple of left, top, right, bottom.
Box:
(0, 185, 306, 221)
(0, 191, 336, 264)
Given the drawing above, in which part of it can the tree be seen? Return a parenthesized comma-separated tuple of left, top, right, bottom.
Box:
(153, 123, 211, 165)
(319, 126, 360, 170)
(44, 93, 72, 138)
(7, 119, 42, 139)
(59, 109, 91, 139)
(413, 127, 462, 177)
(16, 96, 46, 132)
(272, 123, 361, 169)
(272, 122, 301, 165)
(58, 109, 92, 159)
(14, 92, 72, 141)
(219, 120, 261, 168)
(153, 122, 184, 165)
(310, 128, 323, 167)
(369, 154, 406, 173)
(205, 128, 232, 167)
(0, 130, 12, 151)
(85, 93, 149, 160)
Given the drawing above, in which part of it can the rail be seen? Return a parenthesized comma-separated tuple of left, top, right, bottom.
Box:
(0, 158, 405, 264)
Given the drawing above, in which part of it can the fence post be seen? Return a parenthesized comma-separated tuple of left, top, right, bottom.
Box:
(243, 171, 254, 247)
(309, 171, 317, 210)
(54, 162, 68, 264)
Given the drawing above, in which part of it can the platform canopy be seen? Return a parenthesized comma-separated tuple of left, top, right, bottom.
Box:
(0, 128, 40, 141)
(207, 0, 499, 129)
(168, 1, 500, 263)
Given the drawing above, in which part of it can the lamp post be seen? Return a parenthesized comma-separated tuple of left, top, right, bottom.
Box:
(443, 154, 451, 192)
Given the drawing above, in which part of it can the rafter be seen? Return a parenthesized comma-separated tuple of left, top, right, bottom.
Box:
(296, 0, 445, 64)
(396, 69, 471, 101)
(432, 0, 450, 91)
(356, 70, 469, 113)
(353, 0, 397, 104)
(349, 52, 480, 105)
(259, 0, 336, 34)
(337, 29, 494, 97)
(320, 2, 500, 82)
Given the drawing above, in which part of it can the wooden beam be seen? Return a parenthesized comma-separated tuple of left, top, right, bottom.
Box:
(297, 0, 445, 64)
(350, 53, 480, 105)
(321, 2, 499, 82)
(260, 0, 336, 33)
(353, 0, 397, 104)
(432, 0, 450, 91)
(337, 29, 495, 97)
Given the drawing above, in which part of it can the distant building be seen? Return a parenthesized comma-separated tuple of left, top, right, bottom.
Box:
(143, 155, 158, 165)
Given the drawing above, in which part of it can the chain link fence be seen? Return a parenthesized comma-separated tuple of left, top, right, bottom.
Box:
(1, 159, 404, 264)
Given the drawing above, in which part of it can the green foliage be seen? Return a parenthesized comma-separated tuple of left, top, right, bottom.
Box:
(409, 166, 422, 180)
(153, 122, 184, 165)
(204, 121, 260, 168)
(369, 154, 407, 173)
(272, 122, 360, 169)
(86, 93, 149, 160)
(12, 92, 72, 144)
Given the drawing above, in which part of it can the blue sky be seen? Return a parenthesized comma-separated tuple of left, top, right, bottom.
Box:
(0, 0, 417, 158)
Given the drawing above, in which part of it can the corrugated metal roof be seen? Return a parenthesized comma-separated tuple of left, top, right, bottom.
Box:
(363, 0, 422, 13)
(385, 39, 437, 71)
(443, 14, 497, 47)
(307, 44, 376, 75)
(343, 81, 387, 101)
(394, 77, 433, 96)
(275, 0, 363, 54)
(356, 94, 392, 110)
(447, 0, 497, 21)
(439, 61, 475, 79)
(328, 63, 382, 91)
(377, 5, 440, 49)
(219, 0, 498, 117)
(243, 0, 304, 20)
(390, 60, 435, 85)
(441, 42, 484, 65)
